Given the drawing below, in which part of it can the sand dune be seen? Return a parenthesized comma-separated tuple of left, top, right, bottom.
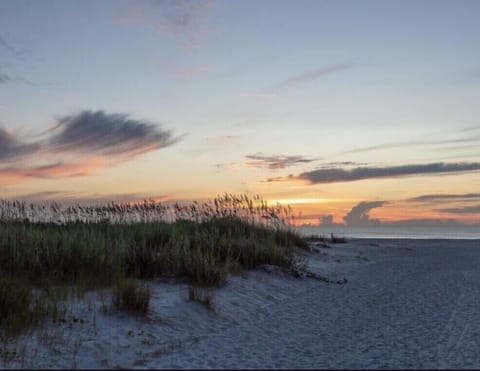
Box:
(2, 239, 480, 369)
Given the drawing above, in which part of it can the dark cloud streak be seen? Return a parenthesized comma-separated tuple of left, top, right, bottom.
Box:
(295, 162, 480, 184)
(245, 153, 317, 170)
(437, 205, 480, 214)
(266, 163, 480, 184)
(408, 193, 480, 202)
(48, 110, 179, 157)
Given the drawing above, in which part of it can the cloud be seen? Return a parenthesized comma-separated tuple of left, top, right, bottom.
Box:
(205, 135, 239, 145)
(0, 109, 180, 184)
(386, 218, 465, 227)
(318, 161, 369, 168)
(268, 64, 355, 92)
(217, 153, 317, 171)
(341, 136, 480, 155)
(0, 71, 12, 84)
(407, 193, 480, 203)
(0, 160, 104, 181)
(12, 190, 173, 205)
(0, 69, 38, 86)
(0, 128, 40, 161)
(114, 0, 214, 49)
(245, 153, 317, 170)
(437, 205, 480, 214)
(239, 92, 286, 102)
(0, 35, 18, 55)
(342, 201, 387, 227)
(47, 110, 178, 158)
(459, 125, 480, 132)
(171, 63, 213, 79)
(293, 162, 480, 184)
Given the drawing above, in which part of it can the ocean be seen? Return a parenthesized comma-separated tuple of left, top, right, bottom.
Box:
(298, 225, 480, 240)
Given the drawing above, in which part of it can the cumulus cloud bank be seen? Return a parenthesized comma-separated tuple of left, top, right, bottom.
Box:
(342, 201, 387, 227)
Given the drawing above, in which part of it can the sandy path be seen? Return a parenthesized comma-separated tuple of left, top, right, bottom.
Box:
(148, 239, 480, 369)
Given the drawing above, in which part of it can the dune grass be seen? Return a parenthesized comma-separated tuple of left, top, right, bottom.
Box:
(113, 279, 151, 315)
(0, 194, 308, 336)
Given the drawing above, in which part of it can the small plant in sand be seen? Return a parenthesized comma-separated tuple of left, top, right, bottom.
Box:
(113, 279, 151, 315)
(188, 285, 215, 312)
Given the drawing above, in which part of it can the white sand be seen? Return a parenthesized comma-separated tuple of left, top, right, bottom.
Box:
(2, 238, 480, 369)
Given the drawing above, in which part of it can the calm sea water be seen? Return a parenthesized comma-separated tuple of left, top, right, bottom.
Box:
(298, 226, 480, 240)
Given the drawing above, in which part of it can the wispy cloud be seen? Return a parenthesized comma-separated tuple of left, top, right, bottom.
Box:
(12, 190, 173, 205)
(205, 135, 239, 145)
(239, 92, 285, 101)
(0, 70, 12, 84)
(341, 136, 480, 155)
(0, 160, 103, 180)
(0, 35, 19, 55)
(216, 153, 318, 171)
(268, 64, 356, 92)
(171, 63, 213, 79)
(407, 193, 480, 203)
(318, 161, 369, 168)
(245, 153, 318, 170)
(342, 201, 387, 227)
(267, 162, 480, 184)
(0, 68, 38, 86)
(459, 125, 480, 132)
(437, 205, 480, 214)
(114, 0, 215, 49)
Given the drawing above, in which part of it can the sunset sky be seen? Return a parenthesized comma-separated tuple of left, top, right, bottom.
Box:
(1, 0, 479, 226)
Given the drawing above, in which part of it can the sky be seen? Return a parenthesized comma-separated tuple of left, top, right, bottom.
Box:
(0, 0, 479, 226)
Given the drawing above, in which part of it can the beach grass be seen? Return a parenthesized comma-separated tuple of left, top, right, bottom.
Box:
(0, 194, 307, 336)
(113, 278, 151, 315)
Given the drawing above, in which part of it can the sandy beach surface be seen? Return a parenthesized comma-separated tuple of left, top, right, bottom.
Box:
(2, 238, 480, 369)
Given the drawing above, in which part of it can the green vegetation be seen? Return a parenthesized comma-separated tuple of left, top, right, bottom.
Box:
(0, 194, 308, 336)
(113, 279, 151, 315)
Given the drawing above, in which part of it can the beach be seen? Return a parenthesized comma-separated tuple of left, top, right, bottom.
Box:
(2, 238, 480, 369)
